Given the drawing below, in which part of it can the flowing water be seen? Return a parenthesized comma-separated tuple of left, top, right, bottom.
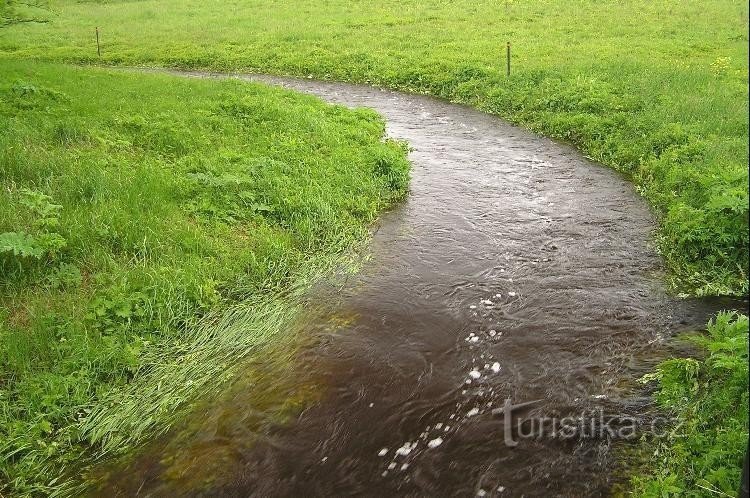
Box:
(96, 74, 747, 497)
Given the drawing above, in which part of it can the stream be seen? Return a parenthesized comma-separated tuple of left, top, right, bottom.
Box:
(95, 74, 747, 497)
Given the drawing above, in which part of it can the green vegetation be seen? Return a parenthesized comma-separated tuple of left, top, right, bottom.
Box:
(0, 1, 53, 28)
(1, 1, 748, 496)
(0, 0, 747, 295)
(632, 312, 749, 497)
(0, 60, 409, 495)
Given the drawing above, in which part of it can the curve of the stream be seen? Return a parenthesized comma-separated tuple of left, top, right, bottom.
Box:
(96, 73, 745, 498)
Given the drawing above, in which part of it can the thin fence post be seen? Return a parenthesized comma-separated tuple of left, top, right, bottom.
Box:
(96, 27, 101, 57)
(506, 42, 511, 76)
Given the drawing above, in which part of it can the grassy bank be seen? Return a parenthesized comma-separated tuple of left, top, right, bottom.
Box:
(631, 312, 749, 496)
(0, 60, 409, 495)
(0, 0, 748, 295)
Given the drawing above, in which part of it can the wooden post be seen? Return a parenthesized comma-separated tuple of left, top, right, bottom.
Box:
(506, 42, 511, 76)
(96, 27, 101, 57)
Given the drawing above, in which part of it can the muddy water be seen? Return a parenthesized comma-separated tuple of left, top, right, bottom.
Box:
(98, 74, 747, 497)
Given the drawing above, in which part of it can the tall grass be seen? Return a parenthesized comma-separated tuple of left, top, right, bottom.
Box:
(0, 0, 747, 294)
(0, 60, 409, 495)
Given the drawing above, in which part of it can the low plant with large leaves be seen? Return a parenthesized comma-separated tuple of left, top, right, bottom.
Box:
(632, 312, 749, 496)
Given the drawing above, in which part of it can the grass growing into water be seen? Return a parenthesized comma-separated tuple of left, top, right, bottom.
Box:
(0, 60, 409, 495)
(0, 0, 748, 295)
(631, 312, 748, 497)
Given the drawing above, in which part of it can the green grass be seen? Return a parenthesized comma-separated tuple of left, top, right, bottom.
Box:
(0, 59, 409, 495)
(0, 0, 747, 295)
(631, 312, 749, 497)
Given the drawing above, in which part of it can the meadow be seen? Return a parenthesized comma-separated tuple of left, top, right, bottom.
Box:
(0, 60, 409, 494)
(0, 0, 748, 496)
(1, 0, 748, 295)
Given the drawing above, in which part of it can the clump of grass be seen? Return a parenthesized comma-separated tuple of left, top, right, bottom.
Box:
(0, 60, 409, 496)
(631, 312, 749, 496)
(0, 0, 746, 294)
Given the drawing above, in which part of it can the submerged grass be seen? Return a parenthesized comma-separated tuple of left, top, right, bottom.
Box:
(0, 0, 747, 295)
(630, 312, 749, 497)
(0, 60, 409, 495)
(86, 304, 334, 496)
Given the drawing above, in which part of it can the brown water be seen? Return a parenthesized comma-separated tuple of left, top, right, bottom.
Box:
(96, 74, 747, 497)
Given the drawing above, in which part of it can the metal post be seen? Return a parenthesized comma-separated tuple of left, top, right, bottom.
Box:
(96, 27, 101, 57)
